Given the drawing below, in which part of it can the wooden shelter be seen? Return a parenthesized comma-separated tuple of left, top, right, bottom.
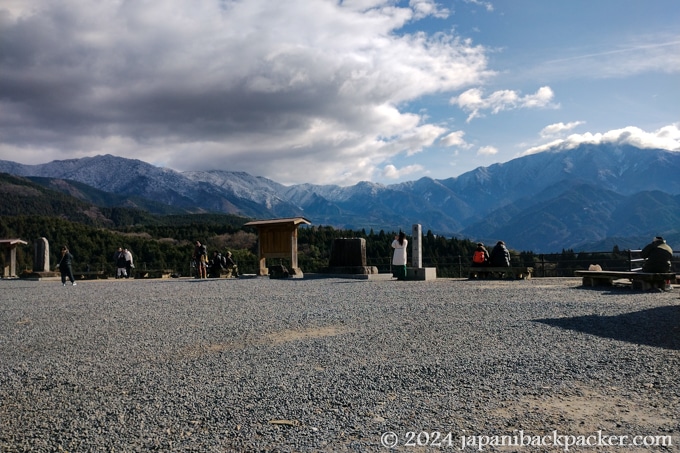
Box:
(244, 217, 311, 277)
(1, 239, 28, 278)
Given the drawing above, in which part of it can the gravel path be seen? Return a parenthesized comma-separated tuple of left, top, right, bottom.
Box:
(1, 277, 678, 452)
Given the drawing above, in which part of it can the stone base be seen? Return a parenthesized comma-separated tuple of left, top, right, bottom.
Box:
(406, 267, 437, 281)
(19, 271, 61, 281)
(268, 265, 304, 279)
(321, 266, 379, 275)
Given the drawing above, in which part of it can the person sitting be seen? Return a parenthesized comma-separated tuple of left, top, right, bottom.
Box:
(222, 251, 239, 278)
(469, 242, 489, 278)
(471, 243, 489, 267)
(208, 251, 223, 278)
(641, 236, 673, 273)
(489, 241, 511, 267)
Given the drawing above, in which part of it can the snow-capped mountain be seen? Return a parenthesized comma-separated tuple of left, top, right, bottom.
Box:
(1, 144, 679, 252)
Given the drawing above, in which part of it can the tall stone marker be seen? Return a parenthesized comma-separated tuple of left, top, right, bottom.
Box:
(406, 224, 436, 281)
(411, 224, 422, 268)
(34, 237, 50, 272)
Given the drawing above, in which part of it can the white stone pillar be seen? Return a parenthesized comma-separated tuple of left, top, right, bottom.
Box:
(411, 224, 422, 268)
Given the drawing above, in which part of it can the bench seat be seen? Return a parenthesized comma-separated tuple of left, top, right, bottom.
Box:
(574, 270, 676, 290)
(468, 266, 534, 280)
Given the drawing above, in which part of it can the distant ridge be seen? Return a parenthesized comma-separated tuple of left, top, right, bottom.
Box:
(1, 144, 679, 252)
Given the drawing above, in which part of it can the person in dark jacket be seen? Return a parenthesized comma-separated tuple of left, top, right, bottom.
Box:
(57, 245, 76, 286)
(116, 249, 128, 278)
(641, 236, 673, 273)
(489, 241, 511, 267)
(208, 251, 223, 278)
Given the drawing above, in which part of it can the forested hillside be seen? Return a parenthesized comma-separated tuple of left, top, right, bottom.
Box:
(2, 172, 633, 278)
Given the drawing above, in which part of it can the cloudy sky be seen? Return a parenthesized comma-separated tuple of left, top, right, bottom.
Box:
(1, 0, 679, 185)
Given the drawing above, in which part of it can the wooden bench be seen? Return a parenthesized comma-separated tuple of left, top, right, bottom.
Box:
(574, 270, 676, 291)
(468, 267, 534, 280)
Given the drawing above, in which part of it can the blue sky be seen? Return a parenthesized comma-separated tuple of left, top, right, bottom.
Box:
(1, 0, 678, 185)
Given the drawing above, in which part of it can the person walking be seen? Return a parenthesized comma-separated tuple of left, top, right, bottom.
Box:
(57, 245, 76, 286)
(391, 231, 408, 280)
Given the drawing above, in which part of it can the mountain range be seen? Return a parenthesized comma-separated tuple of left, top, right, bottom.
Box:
(1, 144, 679, 253)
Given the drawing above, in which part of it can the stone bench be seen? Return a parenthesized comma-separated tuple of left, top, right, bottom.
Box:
(574, 270, 676, 291)
(468, 266, 534, 280)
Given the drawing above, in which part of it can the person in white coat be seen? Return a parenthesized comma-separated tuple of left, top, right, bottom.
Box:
(391, 231, 408, 280)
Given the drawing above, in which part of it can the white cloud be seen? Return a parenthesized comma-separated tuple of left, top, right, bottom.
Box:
(451, 86, 556, 122)
(409, 0, 450, 19)
(382, 163, 425, 179)
(0, 0, 494, 185)
(463, 0, 494, 12)
(439, 130, 470, 148)
(477, 145, 498, 156)
(540, 121, 585, 138)
(522, 124, 680, 156)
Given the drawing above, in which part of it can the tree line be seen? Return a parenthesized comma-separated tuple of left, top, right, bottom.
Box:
(1, 214, 637, 278)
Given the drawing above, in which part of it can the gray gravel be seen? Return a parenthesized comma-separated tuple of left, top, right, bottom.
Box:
(1, 277, 678, 452)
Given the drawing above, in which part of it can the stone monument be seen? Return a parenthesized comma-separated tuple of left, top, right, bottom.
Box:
(34, 237, 50, 272)
(406, 223, 437, 281)
(323, 238, 378, 275)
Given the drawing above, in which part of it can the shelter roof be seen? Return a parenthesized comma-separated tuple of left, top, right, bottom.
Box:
(0, 239, 28, 246)
(244, 217, 311, 227)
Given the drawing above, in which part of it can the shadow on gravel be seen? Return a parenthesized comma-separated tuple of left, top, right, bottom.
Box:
(534, 305, 680, 351)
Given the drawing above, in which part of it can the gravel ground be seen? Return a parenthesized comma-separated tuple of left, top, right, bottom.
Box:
(1, 276, 678, 452)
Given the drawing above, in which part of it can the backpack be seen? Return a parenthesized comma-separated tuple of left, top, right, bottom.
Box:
(473, 250, 486, 264)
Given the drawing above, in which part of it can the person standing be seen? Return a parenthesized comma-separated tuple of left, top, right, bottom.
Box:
(641, 236, 673, 273)
(124, 248, 134, 279)
(113, 247, 124, 278)
(116, 249, 128, 279)
(193, 241, 208, 279)
(57, 245, 76, 286)
(391, 231, 408, 280)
